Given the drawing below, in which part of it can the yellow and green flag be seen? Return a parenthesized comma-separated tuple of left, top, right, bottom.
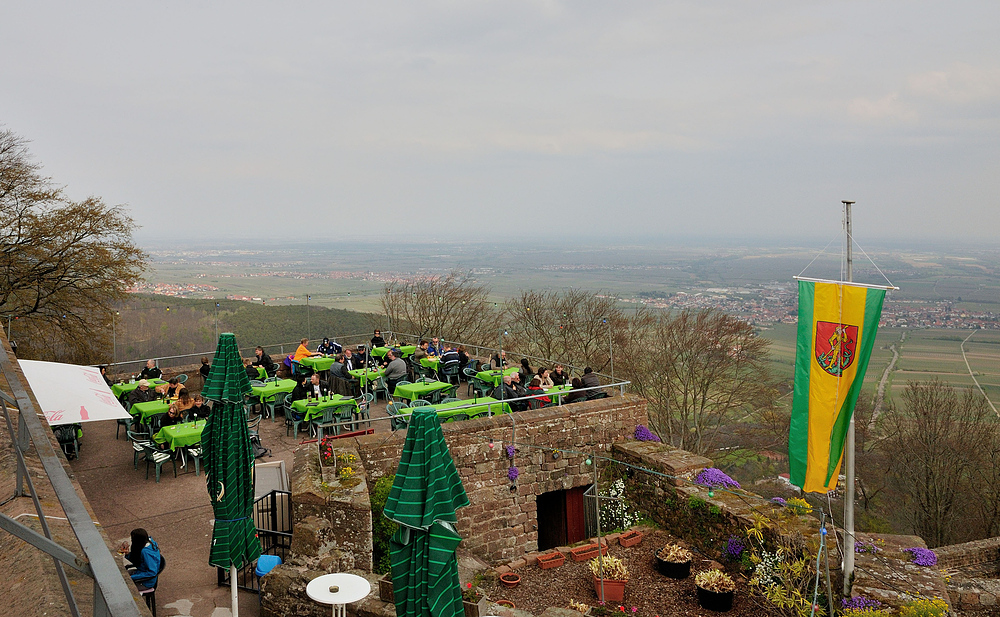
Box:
(789, 279, 886, 493)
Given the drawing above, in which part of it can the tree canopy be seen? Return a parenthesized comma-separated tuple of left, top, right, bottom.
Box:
(0, 127, 146, 361)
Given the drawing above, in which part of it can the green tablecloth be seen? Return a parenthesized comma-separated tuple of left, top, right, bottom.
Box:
(393, 381, 455, 402)
(372, 345, 417, 358)
(130, 400, 170, 423)
(419, 357, 440, 369)
(544, 384, 574, 404)
(154, 420, 207, 450)
(256, 366, 267, 380)
(299, 356, 337, 372)
(290, 396, 360, 422)
(111, 379, 166, 398)
(426, 397, 512, 420)
(250, 379, 297, 403)
(475, 367, 519, 387)
(347, 367, 385, 387)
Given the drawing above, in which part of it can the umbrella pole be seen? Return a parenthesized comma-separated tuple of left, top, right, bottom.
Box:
(231, 564, 239, 617)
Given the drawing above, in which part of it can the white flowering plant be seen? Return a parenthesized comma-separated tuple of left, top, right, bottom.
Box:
(599, 479, 640, 531)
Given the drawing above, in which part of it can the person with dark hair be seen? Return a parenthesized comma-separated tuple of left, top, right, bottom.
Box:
(519, 358, 533, 385)
(581, 366, 601, 389)
(243, 358, 259, 380)
(292, 373, 327, 402)
(100, 365, 114, 387)
(371, 330, 386, 349)
(175, 388, 194, 415)
(490, 350, 507, 369)
(383, 349, 407, 393)
(536, 367, 555, 388)
(456, 345, 470, 373)
(252, 346, 274, 375)
(563, 377, 588, 404)
(412, 340, 430, 361)
(189, 393, 212, 420)
(121, 528, 163, 591)
(156, 377, 183, 399)
(199, 356, 211, 381)
(550, 364, 568, 386)
(526, 377, 551, 407)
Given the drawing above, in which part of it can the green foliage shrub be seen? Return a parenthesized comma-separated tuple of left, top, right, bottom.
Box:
(370, 473, 397, 574)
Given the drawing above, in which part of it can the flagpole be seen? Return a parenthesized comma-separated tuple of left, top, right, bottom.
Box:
(231, 564, 239, 617)
(842, 200, 856, 595)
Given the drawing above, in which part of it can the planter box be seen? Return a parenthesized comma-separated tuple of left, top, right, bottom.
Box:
(570, 543, 609, 562)
(537, 551, 566, 570)
(696, 587, 735, 612)
(378, 574, 394, 603)
(592, 574, 627, 603)
(619, 530, 643, 548)
(463, 596, 488, 617)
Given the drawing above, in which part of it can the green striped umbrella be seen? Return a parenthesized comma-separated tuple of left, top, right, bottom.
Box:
(384, 408, 469, 617)
(202, 333, 259, 615)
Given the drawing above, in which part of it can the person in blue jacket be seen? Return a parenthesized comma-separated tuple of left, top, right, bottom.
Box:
(123, 528, 163, 590)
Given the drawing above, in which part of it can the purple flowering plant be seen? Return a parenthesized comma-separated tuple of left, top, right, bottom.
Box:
(723, 537, 745, 560)
(695, 468, 740, 490)
(842, 596, 882, 610)
(505, 444, 516, 458)
(902, 547, 937, 567)
(633, 425, 661, 442)
(854, 540, 881, 554)
(770, 497, 787, 506)
(507, 466, 519, 482)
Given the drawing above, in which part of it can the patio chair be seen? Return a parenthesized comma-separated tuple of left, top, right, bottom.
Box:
(415, 376, 436, 384)
(372, 375, 390, 403)
(312, 407, 344, 441)
(185, 443, 203, 476)
(261, 391, 284, 422)
(585, 391, 610, 401)
(147, 413, 167, 434)
(392, 380, 412, 404)
(116, 415, 131, 440)
(284, 394, 306, 437)
(442, 363, 461, 387)
(176, 374, 188, 384)
(470, 377, 491, 399)
(440, 397, 461, 404)
(468, 359, 481, 373)
(249, 379, 265, 387)
(356, 393, 374, 428)
(463, 368, 479, 395)
(409, 399, 431, 407)
(128, 430, 153, 470)
(247, 415, 262, 441)
(142, 442, 177, 482)
(386, 402, 409, 432)
(442, 413, 469, 423)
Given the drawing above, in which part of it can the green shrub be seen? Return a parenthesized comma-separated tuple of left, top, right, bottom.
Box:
(370, 472, 397, 574)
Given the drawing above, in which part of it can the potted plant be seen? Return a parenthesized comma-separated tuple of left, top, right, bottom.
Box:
(462, 583, 488, 617)
(619, 529, 643, 548)
(571, 541, 609, 562)
(499, 572, 521, 589)
(589, 555, 628, 603)
(694, 569, 736, 612)
(537, 551, 566, 569)
(655, 544, 693, 579)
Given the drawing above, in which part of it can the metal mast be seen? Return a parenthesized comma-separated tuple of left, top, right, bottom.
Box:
(842, 199, 855, 594)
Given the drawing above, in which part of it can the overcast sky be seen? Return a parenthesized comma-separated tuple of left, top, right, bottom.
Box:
(3, 2, 999, 244)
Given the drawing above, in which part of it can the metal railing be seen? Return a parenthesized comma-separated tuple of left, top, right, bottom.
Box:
(216, 489, 292, 593)
(0, 338, 142, 617)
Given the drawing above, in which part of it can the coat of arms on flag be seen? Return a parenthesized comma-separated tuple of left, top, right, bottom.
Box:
(815, 321, 858, 376)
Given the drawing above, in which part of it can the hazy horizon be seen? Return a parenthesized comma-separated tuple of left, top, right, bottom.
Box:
(5, 2, 999, 242)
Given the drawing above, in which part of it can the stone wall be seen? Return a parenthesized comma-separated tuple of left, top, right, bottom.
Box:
(352, 394, 648, 564)
(936, 536, 1000, 569)
(612, 440, 823, 561)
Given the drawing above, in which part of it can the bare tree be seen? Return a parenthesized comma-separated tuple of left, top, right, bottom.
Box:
(380, 271, 494, 345)
(882, 381, 995, 547)
(0, 127, 146, 362)
(623, 309, 777, 455)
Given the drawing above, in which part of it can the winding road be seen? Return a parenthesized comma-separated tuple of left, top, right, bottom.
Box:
(961, 329, 998, 417)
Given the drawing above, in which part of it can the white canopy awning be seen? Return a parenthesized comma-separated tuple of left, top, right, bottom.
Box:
(17, 359, 132, 426)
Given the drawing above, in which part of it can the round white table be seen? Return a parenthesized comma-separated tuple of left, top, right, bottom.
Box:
(306, 572, 372, 617)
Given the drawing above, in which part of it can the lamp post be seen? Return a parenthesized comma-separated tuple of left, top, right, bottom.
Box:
(111, 310, 120, 366)
(215, 302, 220, 340)
(603, 317, 614, 382)
(306, 295, 311, 341)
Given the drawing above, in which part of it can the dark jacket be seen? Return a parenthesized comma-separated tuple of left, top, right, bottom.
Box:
(128, 388, 155, 406)
(253, 352, 274, 372)
(139, 366, 162, 380)
(581, 372, 601, 389)
(292, 380, 328, 401)
(550, 370, 567, 386)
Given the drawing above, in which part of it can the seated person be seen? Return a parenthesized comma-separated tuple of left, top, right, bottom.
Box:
(155, 377, 182, 399)
(370, 329, 386, 349)
(317, 337, 337, 355)
(156, 405, 185, 443)
(563, 377, 588, 404)
(526, 377, 551, 406)
(439, 345, 461, 380)
(188, 394, 211, 420)
(292, 373, 328, 401)
(342, 349, 359, 374)
(412, 340, 430, 361)
(580, 367, 603, 395)
(138, 359, 162, 381)
(492, 375, 527, 411)
(354, 345, 369, 368)
(175, 388, 194, 414)
(536, 367, 555, 388)
(243, 358, 260, 381)
(121, 528, 163, 592)
(127, 380, 156, 406)
(199, 357, 211, 381)
(510, 372, 527, 399)
(252, 346, 275, 374)
(519, 358, 533, 384)
(100, 365, 114, 387)
(293, 338, 321, 362)
(490, 350, 507, 369)
(457, 346, 470, 373)
(550, 364, 568, 386)
(383, 349, 408, 393)
(427, 337, 441, 356)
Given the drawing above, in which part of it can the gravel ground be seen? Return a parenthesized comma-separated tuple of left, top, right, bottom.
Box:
(481, 530, 773, 617)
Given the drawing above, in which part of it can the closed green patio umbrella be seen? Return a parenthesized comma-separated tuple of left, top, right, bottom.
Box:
(384, 408, 469, 617)
(202, 333, 260, 617)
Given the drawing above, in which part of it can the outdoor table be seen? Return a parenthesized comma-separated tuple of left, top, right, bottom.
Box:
(153, 420, 207, 450)
(300, 355, 337, 372)
(371, 345, 416, 358)
(347, 367, 384, 388)
(419, 356, 440, 369)
(393, 380, 455, 402)
(130, 400, 170, 423)
(111, 379, 166, 399)
(250, 379, 297, 403)
(425, 397, 512, 420)
(290, 395, 360, 423)
(475, 367, 519, 387)
(306, 572, 371, 617)
(544, 383, 574, 405)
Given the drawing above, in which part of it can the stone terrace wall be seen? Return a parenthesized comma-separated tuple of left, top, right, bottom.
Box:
(936, 536, 1000, 569)
(613, 440, 822, 560)
(351, 394, 648, 565)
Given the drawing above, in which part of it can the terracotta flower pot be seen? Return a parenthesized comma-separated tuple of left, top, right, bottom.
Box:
(570, 542, 609, 562)
(496, 600, 515, 609)
(696, 586, 735, 612)
(619, 530, 643, 547)
(537, 551, 565, 569)
(500, 572, 521, 589)
(592, 574, 627, 603)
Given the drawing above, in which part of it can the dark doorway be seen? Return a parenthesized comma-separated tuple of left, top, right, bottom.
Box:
(536, 485, 591, 551)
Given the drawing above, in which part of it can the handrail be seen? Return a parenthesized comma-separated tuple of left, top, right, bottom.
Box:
(0, 337, 142, 617)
